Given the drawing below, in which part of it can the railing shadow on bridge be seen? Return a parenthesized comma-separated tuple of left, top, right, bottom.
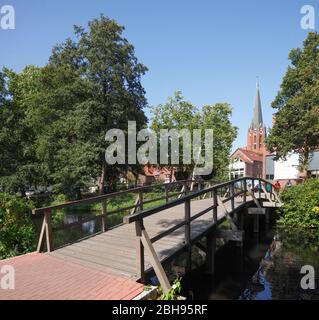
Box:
(32, 177, 282, 293)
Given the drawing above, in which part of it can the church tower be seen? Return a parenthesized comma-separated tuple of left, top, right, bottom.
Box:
(247, 81, 267, 155)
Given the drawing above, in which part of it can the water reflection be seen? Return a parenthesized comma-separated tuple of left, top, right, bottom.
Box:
(239, 238, 281, 300)
(170, 223, 319, 300)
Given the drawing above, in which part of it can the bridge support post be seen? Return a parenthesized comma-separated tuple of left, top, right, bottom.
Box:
(253, 214, 259, 233)
(45, 211, 53, 252)
(164, 184, 169, 203)
(236, 211, 245, 247)
(265, 208, 270, 224)
(239, 211, 245, 230)
(213, 189, 218, 223)
(258, 180, 262, 199)
(36, 209, 53, 253)
(138, 190, 144, 211)
(269, 184, 273, 201)
(205, 229, 216, 274)
(135, 220, 145, 283)
(184, 199, 192, 273)
(230, 182, 235, 211)
(184, 181, 188, 196)
(243, 179, 247, 203)
(101, 200, 107, 232)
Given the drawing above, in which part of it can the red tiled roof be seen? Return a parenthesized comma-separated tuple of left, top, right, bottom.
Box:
(231, 148, 263, 163)
(143, 166, 172, 177)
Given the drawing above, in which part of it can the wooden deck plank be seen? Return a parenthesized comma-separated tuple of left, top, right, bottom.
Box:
(50, 252, 136, 278)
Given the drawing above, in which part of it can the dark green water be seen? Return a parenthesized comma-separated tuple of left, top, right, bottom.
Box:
(161, 215, 319, 300)
(33, 210, 102, 248)
(185, 234, 319, 299)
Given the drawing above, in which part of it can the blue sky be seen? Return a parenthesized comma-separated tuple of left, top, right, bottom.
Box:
(0, 0, 317, 150)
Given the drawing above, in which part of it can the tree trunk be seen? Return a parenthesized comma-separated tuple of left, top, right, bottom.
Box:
(170, 167, 174, 183)
(99, 162, 107, 195)
(300, 149, 311, 180)
(76, 189, 82, 200)
(190, 170, 195, 191)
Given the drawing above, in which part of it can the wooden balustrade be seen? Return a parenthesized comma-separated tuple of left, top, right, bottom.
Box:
(32, 176, 279, 295)
(33, 178, 217, 252)
(122, 177, 278, 287)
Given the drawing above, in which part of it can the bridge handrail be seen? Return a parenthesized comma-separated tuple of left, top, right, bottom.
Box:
(32, 179, 213, 215)
(33, 176, 275, 253)
(124, 177, 274, 224)
(33, 178, 218, 252)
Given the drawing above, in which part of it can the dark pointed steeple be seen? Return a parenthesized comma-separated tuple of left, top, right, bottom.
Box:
(251, 80, 263, 128)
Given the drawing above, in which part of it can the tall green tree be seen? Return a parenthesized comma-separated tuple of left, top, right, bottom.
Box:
(151, 92, 237, 180)
(50, 15, 148, 193)
(200, 103, 238, 179)
(151, 91, 199, 180)
(23, 64, 94, 199)
(0, 16, 148, 199)
(0, 65, 91, 198)
(0, 67, 40, 195)
(267, 32, 319, 173)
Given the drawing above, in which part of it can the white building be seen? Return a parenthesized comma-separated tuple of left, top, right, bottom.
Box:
(265, 151, 319, 182)
(274, 153, 300, 180)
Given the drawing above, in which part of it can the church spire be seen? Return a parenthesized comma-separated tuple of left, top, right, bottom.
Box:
(251, 79, 263, 128)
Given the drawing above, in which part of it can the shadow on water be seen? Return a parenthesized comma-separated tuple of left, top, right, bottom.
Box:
(160, 212, 319, 300)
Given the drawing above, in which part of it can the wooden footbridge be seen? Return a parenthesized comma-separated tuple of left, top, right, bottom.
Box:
(32, 177, 282, 294)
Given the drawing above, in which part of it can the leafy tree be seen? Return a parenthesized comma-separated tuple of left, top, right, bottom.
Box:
(151, 92, 237, 180)
(0, 65, 91, 199)
(151, 91, 199, 180)
(49, 15, 148, 194)
(0, 71, 6, 106)
(267, 32, 319, 173)
(200, 103, 238, 179)
(24, 64, 95, 199)
(0, 67, 40, 195)
(0, 16, 148, 199)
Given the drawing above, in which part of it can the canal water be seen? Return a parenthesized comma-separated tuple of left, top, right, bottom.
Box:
(33, 207, 124, 249)
(168, 216, 319, 300)
(33, 209, 104, 250)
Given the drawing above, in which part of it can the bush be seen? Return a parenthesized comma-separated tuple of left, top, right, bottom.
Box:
(159, 277, 182, 300)
(278, 179, 319, 229)
(0, 193, 36, 259)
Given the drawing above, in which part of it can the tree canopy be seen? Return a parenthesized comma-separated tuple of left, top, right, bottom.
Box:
(151, 91, 237, 180)
(0, 15, 238, 200)
(0, 15, 148, 199)
(267, 32, 319, 172)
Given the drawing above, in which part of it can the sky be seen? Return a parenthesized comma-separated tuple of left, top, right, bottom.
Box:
(0, 0, 317, 150)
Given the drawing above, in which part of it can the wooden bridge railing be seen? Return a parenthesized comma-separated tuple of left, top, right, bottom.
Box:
(32, 178, 217, 253)
(123, 177, 279, 292)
